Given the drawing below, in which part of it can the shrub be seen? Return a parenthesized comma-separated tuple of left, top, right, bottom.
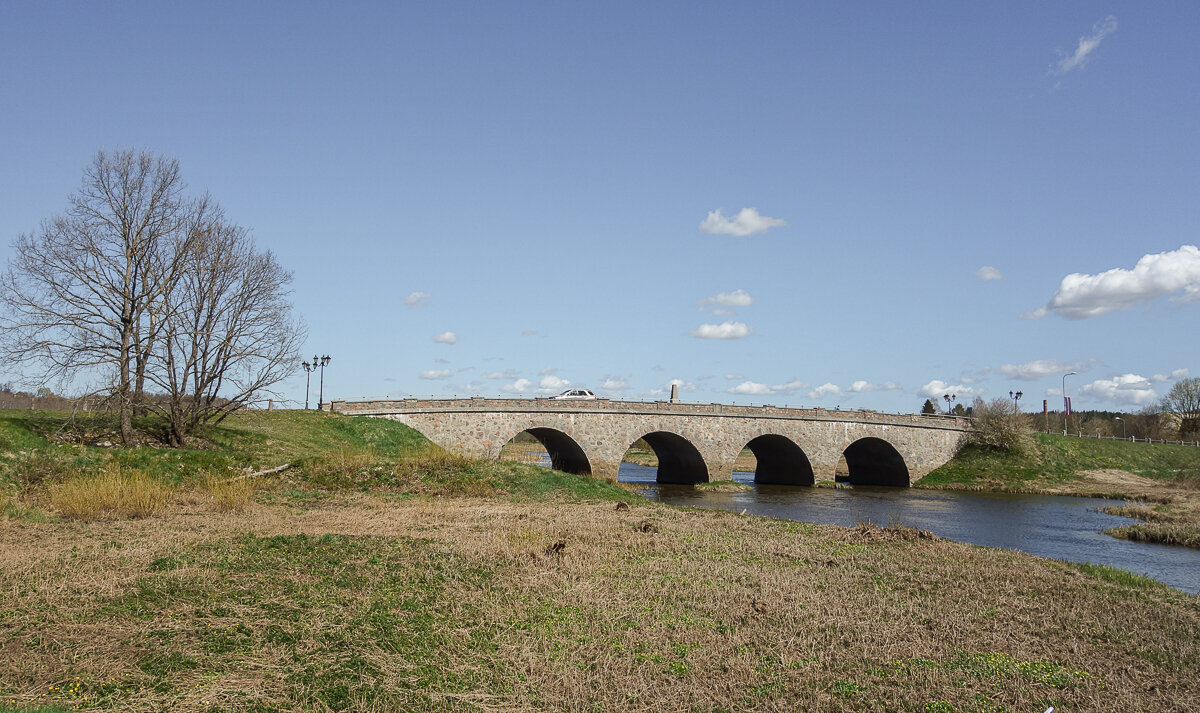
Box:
(965, 398, 1033, 454)
(49, 463, 174, 520)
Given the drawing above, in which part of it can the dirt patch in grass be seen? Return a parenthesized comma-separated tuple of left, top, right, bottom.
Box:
(1045, 468, 1163, 497)
(1, 496, 1197, 712)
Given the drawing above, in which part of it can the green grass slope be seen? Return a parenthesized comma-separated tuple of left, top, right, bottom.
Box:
(0, 409, 630, 507)
(918, 432, 1200, 491)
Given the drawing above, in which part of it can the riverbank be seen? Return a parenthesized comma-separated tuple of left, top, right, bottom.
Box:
(4, 490, 1198, 712)
(917, 433, 1200, 548)
(2, 411, 1198, 711)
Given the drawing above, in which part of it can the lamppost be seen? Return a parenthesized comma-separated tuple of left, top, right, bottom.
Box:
(1009, 390, 1023, 411)
(1062, 371, 1077, 436)
(943, 393, 956, 415)
(315, 355, 331, 410)
(301, 360, 317, 409)
(1115, 416, 1125, 440)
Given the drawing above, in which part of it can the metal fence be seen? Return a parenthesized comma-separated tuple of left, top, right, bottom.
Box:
(1044, 430, 1200, 447)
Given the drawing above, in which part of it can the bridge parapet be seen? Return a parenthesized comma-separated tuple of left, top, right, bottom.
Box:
(330, 397, 968, 432)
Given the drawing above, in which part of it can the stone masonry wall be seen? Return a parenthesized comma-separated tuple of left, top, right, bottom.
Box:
(331, 398, 968, 483)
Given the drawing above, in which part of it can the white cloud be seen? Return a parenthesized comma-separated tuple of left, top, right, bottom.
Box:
(726, 378, 809, 396)
(1026, 245, 1200, 320)
(404, 291, 431, 307)
(651, 378, 698, 396)
(433, 331, 458, 344)
(501, 378, 534, 394)
(538, 366, 558, 375)
(774, 379, 810, 394)
(481, 369, 519, 380)
(976, 266, 1003, 281)
(699, 208, 787, 237)
(668, 378, 697, 392)
(729, 381, 773, 396)
(724, 373, 743, 380)
(539, 375, 570, 391)
(419, 369, 451, 380)
(807, 383, 842, 400)
(497, 377, 571, 395)
(691, 321, 751, 339)
(600, 376, 628, 393)
(521, 330, 537, 337)
(992, 359, 1090, 381)
(699, 289, 754, 312)
(1152, 368, 1190, 383)
(1054, 16, 1118, 75)
(847, 380, 901, 393)
(1079, 373, 1158, 406)
(919, 380, 980, 399)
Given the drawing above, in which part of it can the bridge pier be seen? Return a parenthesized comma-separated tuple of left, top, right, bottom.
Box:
(592, 460, 622, 481)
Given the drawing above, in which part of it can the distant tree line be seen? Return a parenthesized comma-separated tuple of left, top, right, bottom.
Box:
(0, 385, 81, 411)
(921, 377, 1200, 443)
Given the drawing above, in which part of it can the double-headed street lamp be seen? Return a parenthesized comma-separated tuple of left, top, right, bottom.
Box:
(1009, 390, 1023, 410)
(301, 355, 332, 410)
(314, 355, 331, 410)
(943, 393, 956, 415)
(1062, 371, 1077, 436)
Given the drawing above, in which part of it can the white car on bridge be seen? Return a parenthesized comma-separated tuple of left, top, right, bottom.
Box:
(550, 388, 597, 400)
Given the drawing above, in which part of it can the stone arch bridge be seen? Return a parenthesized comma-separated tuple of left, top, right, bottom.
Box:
(331, 398, 969, 486)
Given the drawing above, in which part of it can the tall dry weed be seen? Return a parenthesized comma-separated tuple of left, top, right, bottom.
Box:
(300, 449, 380, 488)
(49, 463, 174, 520)
(201, 474, 258, 512)
(394, 447, 473, 477)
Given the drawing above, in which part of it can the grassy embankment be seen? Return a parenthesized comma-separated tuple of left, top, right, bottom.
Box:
(919, 432, 1200, 547)
(1, 410, 1198, 712)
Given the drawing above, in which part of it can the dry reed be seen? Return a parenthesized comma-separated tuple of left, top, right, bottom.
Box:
(200, 474, 258, 511)
(48, 463, 173, 520)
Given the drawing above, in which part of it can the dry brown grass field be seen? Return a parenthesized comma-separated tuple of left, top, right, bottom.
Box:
(2, 492, 1198, 713)
(3, 412, 1199, 712)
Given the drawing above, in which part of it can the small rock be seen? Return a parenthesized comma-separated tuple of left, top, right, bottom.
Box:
(614, 501, 630, 511)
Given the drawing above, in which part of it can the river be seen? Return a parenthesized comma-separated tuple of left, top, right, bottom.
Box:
(617, 462, 1200, 594)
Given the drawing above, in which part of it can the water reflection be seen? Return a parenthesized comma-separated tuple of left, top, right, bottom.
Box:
(619, 463, 1200, 594)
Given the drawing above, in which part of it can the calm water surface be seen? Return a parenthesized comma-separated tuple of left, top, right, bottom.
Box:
(617, 462, 1200, 594)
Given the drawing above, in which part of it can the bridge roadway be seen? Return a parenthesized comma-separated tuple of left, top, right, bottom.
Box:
(331, 397, 969, 486)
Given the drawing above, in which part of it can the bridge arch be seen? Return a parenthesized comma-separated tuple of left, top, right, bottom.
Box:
(635, 431, 708, 484)
(840, 437, 909, 487)
(742, 434, 814, 486)
(505, 427, 591, 475)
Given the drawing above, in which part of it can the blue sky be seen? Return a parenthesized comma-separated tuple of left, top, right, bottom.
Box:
(2, 2, 1197, 413)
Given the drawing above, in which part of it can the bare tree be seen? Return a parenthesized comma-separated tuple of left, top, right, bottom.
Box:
(0, 149, 198, 445)
(2, 148, 302, 447)
(145, 211, 304, 445)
